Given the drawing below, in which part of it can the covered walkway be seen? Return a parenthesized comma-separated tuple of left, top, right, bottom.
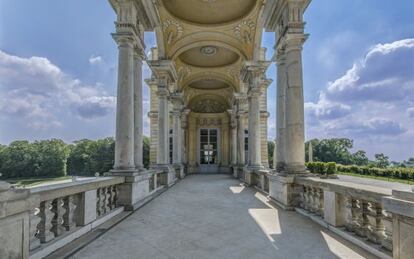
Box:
(70, 175, 374, 259)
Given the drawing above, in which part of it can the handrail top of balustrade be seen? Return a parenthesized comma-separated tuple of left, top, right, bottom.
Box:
(30, 176, 124, 195)
(295, 176, 391, 202)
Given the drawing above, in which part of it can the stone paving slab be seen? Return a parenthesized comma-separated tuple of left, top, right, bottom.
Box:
(71, 174, 376, 259)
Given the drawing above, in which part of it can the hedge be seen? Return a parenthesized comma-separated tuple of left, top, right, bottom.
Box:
(306, 162, 414, 180)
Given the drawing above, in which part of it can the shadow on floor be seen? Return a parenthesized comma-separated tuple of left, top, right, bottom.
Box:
(70, 174, 375, 259)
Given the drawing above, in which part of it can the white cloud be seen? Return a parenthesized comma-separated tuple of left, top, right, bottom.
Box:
(305, 39, 414, 159)
(0, 50, 116, 129)
(89, 55, 103, 65)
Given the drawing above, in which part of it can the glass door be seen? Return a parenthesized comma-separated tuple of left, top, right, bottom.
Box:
(199, 129, 218, 165)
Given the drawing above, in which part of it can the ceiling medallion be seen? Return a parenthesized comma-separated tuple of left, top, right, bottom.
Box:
(200, 46, 218, 56)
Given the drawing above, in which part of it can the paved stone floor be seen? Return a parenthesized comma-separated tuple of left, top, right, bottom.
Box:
(71, 175, 375, 259)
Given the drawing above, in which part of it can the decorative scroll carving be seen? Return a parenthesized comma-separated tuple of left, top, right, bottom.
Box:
(234, 20, 255, 44)
(163, 19, 183, 44)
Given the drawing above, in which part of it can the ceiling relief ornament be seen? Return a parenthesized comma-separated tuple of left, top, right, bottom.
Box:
(200, 46, 218, 56)
(177, 66, 191, 82)
(233, 20, 255, 44)
(190, 99, 227, 113)
(163, 19, 183, 44)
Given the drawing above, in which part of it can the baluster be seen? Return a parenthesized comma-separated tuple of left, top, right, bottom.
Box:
(381, 210, 393, 251)
(51, 198, 66, 237)
(354, 199, 368, 237)
(345, 197, 356, 232)
(303, 186, 309, 211)
(366, 202, 384, 244)
(63, 195, 77, 231)
(104, 187, 110, 213)
(38, 200, 54, 243)
(316, 188, 324, 217)
(96, 188, 101, 216)
(299, 186, 305, 209)
(310, 187, 317, 213)
(29, 207, 41, 250)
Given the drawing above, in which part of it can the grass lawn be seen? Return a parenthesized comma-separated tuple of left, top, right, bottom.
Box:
(6, 176, 72, 188)
(337, 171, 414, 185)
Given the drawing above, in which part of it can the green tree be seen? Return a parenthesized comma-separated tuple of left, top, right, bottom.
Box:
(305, 139, 320, 162)
(67, 139, 95, 175)
(313, 138, 354, 164)
(143, 136, 150, 169)
(0, 141, 36, 178)
(33, 139, 70, 177)
(267, 141, 275, 168)
(374, 153, 390, 168)
(351, 150, 369, 166)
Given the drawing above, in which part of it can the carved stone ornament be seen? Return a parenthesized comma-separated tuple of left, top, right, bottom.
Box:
(234, 20, 255, 44)
(163, 19, 183, 44)
(191, 99, 226, 113)
(197, 118, 223, 126)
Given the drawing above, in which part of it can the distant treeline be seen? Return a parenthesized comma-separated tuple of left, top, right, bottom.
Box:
(0, 137, 150, 179)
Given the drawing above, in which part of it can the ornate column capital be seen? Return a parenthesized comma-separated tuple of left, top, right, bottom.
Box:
(147, 60, 178, 87)
(156, 86, 169, 98)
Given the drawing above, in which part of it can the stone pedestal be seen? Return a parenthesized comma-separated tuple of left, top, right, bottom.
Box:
(383, 190, 414, 259)
(324, 191, 346, 227)
(109, 172, 151, 211)
(0, 184, 32, 259)
(268, 174, 300, 210)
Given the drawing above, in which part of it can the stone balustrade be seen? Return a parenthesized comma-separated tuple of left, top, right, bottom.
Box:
(28, 177, 123, 257)
(248, 170, 270, 194)
(0, 169, 172, 259)
(294, 177, 394, 259)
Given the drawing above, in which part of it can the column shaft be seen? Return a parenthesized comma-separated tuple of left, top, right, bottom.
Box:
(237, 112, 245, 166)
(231, 126, 237, 165)
(133, 54, 143, 170)
(113, 38, 135, 171)
(172, 112, 181, 165)
(285, 41, 306, 173)
(276, 52, 287, 171)
(248, 92, 262, 168)
(157, 89, 169, 165)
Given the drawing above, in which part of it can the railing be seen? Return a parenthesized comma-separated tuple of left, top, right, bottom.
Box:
(295, 177, 393, 258)
(29, 177, 124, 254)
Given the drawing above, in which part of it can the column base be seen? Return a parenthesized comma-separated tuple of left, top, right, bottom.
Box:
(173, 164, 185, 179)
(151, 164, 177, 187)
(108, 170, 151, 211)
(268, 173, 303, 210)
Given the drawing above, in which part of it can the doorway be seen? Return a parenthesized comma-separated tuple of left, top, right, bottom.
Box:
(198, 128, 219, 173)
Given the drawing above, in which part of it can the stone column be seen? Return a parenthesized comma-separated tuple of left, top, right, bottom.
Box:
(112, 34, 136, 172)
(172, 110, 182, 165)
(276, 50, 287, 172)
(157, 87, 169, 165)
(284, 35, 307, 173)
(237, 110, 246, 166)
(248, 88, 262, 169)
(133, 51, 144, 170)
(230, 115, 237, 166)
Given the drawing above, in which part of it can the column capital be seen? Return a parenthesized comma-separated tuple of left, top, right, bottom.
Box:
(147, 60, 178, 86)
(285, 34, 309, 52)
(156, 86, 169, 97)
(112, 32, 135, 48)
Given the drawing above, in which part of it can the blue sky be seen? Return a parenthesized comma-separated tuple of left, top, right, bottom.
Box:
(0, 0, 413, 161)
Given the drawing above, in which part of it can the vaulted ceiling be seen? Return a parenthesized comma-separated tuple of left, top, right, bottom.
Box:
(154, 0, 266, 112)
